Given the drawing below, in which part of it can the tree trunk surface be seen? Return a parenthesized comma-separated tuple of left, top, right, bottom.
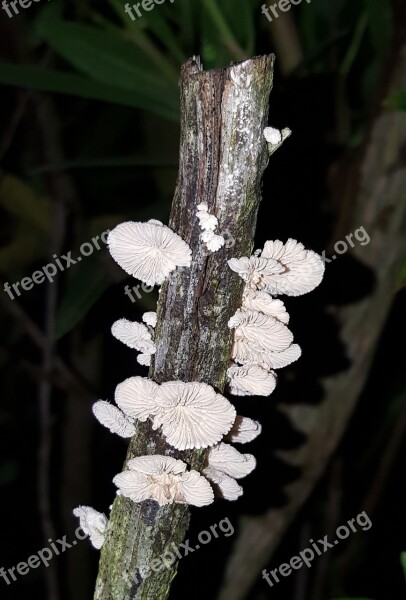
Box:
(94, 54, 275, 600)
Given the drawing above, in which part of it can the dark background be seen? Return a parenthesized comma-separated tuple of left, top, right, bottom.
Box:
(0, 1, 405, 599)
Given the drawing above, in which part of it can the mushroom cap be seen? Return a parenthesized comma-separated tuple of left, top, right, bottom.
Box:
(225, 415, 262, 444)
(113, 455, 213, 507)
(142, 312, 157, 328)
(73, 506, 108, 549)
(115, 376, 159, 422)
(111, 319, 155, 353)
(206, 442, 256, 479)
(227, 364, 277, 397)
(108, 221, 192, 286)
(201, 230, 225, 252)
(228, 256, 284, 290)
(197, 211, 218, 231)
(242, 288, 290, 323)
(137, 353, 152, 366)
(203, 466, 243, 501)
(92, 401, 136, 438)
(263, 126, 282, 144)
(260, 343, 302, 370)
(152, 381, 236, 450)
(229, 308, 293, 363)
(260, 239, 325, 296)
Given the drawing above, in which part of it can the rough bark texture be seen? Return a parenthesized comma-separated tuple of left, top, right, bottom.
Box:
(217, 43, 406, 600)
(94, 54, 275, 600)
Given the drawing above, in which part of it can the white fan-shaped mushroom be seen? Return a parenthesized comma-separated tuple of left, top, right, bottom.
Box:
(73, 506, 108, 550)
(142, 312, 157, 328)
(225, 416, 262, 444)
(260, 239, 325, 296)
(242, 288, 289, 324)
(263, 127, 282, 144)
(113, 455, 213, 507)
(108, 221, 192, 286)
(201, 230, 225, 252)
(111, 319, 155, 354)
(229, 309, 293, 363)
(260, 344, 302, 369)
(115, 376, 159, 422)
(206, 443, 256, 479)
(152, 382, 236, 450)
(176, 471, 215, 507)
(227, 364, 277, 396)
(197, 210, 218, 232)
(92, 401, 136, 438)
(228, 256, 284, 290)
(137, 353, 152, 366)
(203, 466, 243, 501)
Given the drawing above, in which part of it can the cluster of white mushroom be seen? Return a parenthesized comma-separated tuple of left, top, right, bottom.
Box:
(227, 239, 325, 396)
(73, 217, 324, 548)
(197, 203, 225, 253)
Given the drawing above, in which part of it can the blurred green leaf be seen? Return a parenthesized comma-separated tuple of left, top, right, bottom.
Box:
(34, 20, 178, 107)
(386, 92, 406, 112)
(363, 0, 392, 61)
(400, 552, 406, 582)
(0, 63, 179, 121)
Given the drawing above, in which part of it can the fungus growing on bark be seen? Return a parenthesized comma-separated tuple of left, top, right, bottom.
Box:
(242, 289, 289, 323)
(225, 415, 262, 444)
(73, 506, 108, 550)
(202, 466, 243, 501)
(113, 455, 213, 507)
(142, 312, 157, 328)
(92, 400, 136, 438)
(152, 381, 236, 450)
(115, 376, 159, 422)
(228, 239, 324, 296)
(229, 308, 293, 363)
(111, 319, 155, 354)
(227, 364, 277, 396)
(206, 442, 256, 479)
(201, 230, 226, 252)
(107, 221, 192, 286)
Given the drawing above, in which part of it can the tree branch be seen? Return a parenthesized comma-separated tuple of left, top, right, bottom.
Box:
(94, 54, 275, 600)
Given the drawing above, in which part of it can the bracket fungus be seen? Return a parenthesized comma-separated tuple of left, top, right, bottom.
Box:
(225, 416, 262, 444)
(115, 378, 236, 451)
(206, 442, 256, 480)
(73, 506, 108, 550)
(229, 308, 294, 363)
(227, 363, 277, 397)
(151, 381, 236, 450)
(228, 239, 324, 296)
(202, 466, 243, 502)
(142, 311, 157, 328)
(111, 319, 155, 354)
(113, 455, 213, 507)
(92, 400, 136, 439)
(107, 221, 192, 286)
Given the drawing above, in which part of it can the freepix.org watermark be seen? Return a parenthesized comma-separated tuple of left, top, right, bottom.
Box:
(0, 526, 88, 586)
(262, 511, 372, 589)
(261, 0, 311, 23)
(1, 0, 51, 19)
(322, 225, 370, 264)
(124, 0, 175, 22)
(3, 230, 110, 300)
(127, 516, 234, 585)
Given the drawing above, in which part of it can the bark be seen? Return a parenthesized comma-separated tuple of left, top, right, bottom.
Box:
(217, 41, 406, 600)
(94, 54, 275, 600)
